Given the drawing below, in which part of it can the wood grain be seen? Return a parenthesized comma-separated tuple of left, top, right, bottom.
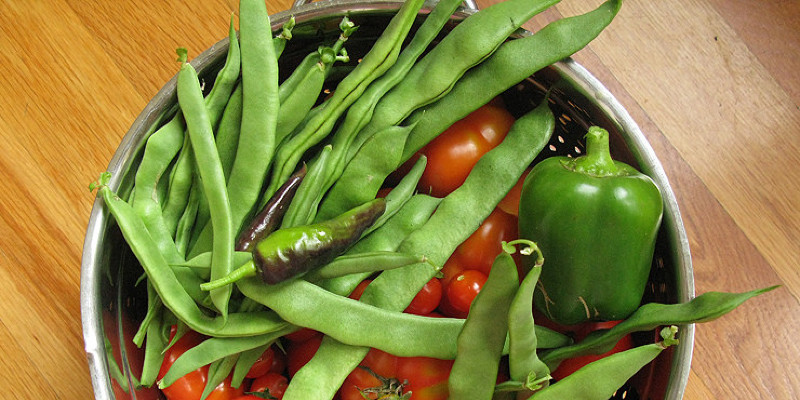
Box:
(0, 0, 797, 399)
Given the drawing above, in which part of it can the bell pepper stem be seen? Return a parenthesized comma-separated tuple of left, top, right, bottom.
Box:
(200, 260, 257, 291)
(569, 126, 620, 176)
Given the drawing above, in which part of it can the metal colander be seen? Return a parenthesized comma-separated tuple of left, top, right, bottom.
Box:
(81, 1, 695, 399)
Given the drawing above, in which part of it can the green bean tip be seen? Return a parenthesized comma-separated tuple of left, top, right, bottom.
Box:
(175, 47, 189, 63)
(88, 171, 112, 192)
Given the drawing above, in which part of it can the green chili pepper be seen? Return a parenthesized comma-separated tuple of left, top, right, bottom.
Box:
(519, 126, 663, 325)
(201, 199, 385, 288)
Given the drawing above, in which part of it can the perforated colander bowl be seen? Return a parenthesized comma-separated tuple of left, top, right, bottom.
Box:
(81, 1, 694, 398)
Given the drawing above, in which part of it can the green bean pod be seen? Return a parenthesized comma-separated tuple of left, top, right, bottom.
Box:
(315, 124, 414, 221)
(540, 285, 778, 370)
(162, 16, 241, 236)
(177, 53, 235, 318)
(158, 327, 293, 389)
(360, 98, 555, 311)
(403, 0, 621, 160)
(263, 0, 425, 200)
(507, 241, 550, 393)
(530, 327, 680, 400)
(216, 0, 280, 250)
(302, 251, 428, 281)
(93, 174, 289, 337)
(364, 0, 559, 139)
(448, 252, 520, 400)
(317, 193, 441, 297)
(358, 154, 427, 238)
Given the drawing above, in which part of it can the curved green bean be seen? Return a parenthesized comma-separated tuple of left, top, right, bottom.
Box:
(158, 327, 293, 389)
(315, 124, 414, 221)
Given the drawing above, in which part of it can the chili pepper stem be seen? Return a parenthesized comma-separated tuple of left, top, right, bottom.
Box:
(568, 126, 620, 176)
(200, 260, 257, 291)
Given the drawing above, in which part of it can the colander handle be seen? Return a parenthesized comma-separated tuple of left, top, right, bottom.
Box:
(291, 0, 479, 12)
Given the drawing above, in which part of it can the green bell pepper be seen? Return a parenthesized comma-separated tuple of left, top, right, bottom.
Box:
(518, 126, 663, 325)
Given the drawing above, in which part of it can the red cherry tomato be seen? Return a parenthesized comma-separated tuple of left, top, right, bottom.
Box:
(284, 327, 321, 343)
(550, 321, 635, 381)
(285, 333, 323, 377)
(157, 327, 244, 400)
(340, 349, 400, 400)
(439, 257, 467, 288)
(268, 347, 287, 375)
(405, 278, 443, 315)
(244, 346, 276, 379)
(417, 102, 515, 197)
(453, 207, 518, 275)
(247, 372, 288, 399)
(396, 356, 454, 400)
(445, 269, 488, 314)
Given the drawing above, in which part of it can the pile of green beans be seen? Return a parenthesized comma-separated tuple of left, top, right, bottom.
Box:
(90, 0, 776, 398)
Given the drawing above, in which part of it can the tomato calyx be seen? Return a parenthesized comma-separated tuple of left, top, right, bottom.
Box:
(354, 366, 411, 400)
(243, 389, 279, 399)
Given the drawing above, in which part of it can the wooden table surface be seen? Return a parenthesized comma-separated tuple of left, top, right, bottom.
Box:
(1, 0, 797, 398)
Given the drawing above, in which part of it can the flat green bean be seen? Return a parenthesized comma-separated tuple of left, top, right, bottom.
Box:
(94, 174, 289, 337)
(507, 241, 550, 392)
(159, 327, 292, 389)
(404, 0, 621, 160)
(216, 0, 280, 248)
(363, 0, 560, 140)
(530, 327, 679, 400)
(177, 52, 234, 318)
(315, 124, 413, 221)
(540, 286, 778, 370)
(448, 252, 519, 400)
(316, 193, 441, 297)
